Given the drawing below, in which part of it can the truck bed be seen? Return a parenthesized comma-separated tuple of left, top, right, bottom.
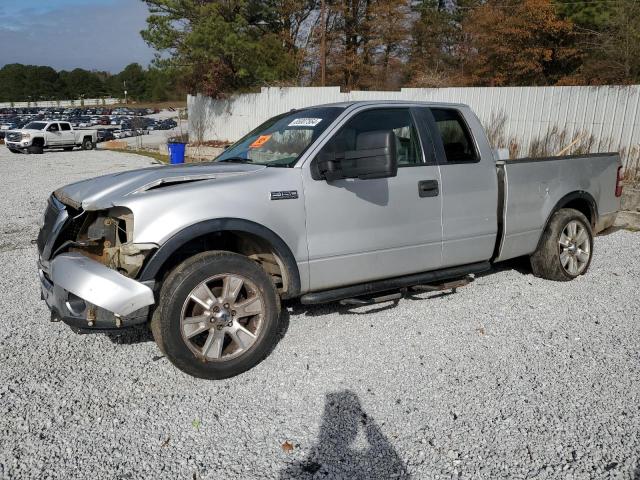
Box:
(495, 153, 620, 262)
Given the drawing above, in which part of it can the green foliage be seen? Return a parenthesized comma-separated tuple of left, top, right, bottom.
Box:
(140, 0, 296, 97)
(555, 0, 614, 31)
(0, 63, 181, 102)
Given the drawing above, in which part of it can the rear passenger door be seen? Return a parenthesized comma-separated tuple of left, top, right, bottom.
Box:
(421, 107, 498, 267)
(59, 123, 75, 145)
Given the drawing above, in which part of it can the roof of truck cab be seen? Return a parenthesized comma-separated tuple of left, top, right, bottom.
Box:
(305, 100, 469, 109)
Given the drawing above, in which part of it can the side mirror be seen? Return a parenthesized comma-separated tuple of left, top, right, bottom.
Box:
(317, 130, 398, 181)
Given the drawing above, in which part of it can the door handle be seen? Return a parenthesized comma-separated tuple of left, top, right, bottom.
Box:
(418, 179, 439, 198)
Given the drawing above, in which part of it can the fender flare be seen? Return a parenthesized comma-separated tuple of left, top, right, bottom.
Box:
(535, 190, 598, 251)
(137, 218, 301, 298)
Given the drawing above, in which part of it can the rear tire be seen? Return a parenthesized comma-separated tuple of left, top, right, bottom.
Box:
(530, 208, 593, 281)
(81, 138, 94, 150)
(151, 251, 281, 379)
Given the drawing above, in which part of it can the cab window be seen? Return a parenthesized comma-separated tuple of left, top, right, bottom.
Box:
(430, 108, 478, 163)
(60, 123, 71, 131)
(47, 123, 59, 132)
(320, 108, 423, 166)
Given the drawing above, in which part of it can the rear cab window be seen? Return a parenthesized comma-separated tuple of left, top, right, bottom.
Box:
(430, 108, 479, 163)
(60, 123, 71, 131)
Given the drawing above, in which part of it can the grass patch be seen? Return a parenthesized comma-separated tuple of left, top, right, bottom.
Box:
(107, 148, 168, 164)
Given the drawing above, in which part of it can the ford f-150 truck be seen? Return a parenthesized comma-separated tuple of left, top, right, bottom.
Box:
(37, 101, 622, 379)
(6, 121, 97, 154)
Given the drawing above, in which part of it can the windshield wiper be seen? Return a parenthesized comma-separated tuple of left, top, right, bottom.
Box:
(217, 157, 253, 164)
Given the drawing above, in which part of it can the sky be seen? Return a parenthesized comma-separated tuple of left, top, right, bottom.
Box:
(0, 0, 156, 73)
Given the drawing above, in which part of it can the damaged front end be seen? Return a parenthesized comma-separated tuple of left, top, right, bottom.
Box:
(37, 194, 156, 332)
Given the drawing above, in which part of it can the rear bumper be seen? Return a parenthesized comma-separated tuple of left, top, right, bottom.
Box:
(39, 253, 155, 332)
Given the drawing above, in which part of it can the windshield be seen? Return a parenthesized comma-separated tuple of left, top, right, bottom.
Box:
(24, 122, 47, 130)
(215, 107, 344, 167)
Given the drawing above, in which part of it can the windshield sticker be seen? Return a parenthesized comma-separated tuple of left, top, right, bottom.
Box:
(249, 134, 272, 148)
(288, 118, 323, 127)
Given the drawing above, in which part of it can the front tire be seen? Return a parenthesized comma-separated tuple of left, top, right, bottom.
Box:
(28, 144, 43, 154)
(530, 208, 593, 281)
(151, 251, 281, 379)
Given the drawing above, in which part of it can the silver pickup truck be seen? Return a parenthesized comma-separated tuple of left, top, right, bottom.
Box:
(6, 121, 97, 154)
(37, 101, 622, 379)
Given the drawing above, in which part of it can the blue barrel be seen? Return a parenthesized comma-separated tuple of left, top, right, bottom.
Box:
(168, 142, 186, 164)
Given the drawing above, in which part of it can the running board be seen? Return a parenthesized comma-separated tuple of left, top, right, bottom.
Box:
(300, 262, 489, 305)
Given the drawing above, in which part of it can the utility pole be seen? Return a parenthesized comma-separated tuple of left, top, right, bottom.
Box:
(320, 0, 326, 86)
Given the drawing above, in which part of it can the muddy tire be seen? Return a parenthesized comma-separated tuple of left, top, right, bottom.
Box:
(530, 208, 593, 281)
(81, 138, 94, 150)
(151, 251, 281, 379)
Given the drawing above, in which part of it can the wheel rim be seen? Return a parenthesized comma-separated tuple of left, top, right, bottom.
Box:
(558, 220, 590, 276)
(180, 274, 265, 362)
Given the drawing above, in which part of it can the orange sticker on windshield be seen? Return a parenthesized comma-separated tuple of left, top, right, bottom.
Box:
(250, 134, 271, 148)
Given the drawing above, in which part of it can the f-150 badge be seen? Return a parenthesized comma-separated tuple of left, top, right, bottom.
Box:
(270, 191, 298, 200)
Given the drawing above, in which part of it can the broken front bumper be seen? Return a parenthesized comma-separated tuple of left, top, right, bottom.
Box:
(39, 252, 155, 332)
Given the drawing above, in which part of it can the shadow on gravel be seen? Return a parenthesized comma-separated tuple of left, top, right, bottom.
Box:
(104, 308, 291, 352)
(285, 257, 537, 319)
(280, 390, 409, 480)
(475, 255, 532, 278)
(106, 324, 154, 345)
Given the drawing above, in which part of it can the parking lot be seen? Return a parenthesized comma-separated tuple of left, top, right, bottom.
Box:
(0, 147, 639, 479)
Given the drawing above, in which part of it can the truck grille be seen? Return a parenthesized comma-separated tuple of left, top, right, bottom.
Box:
(6, 132, 21, 142)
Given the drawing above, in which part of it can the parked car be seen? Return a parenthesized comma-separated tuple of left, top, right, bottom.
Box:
(5, 121, 97, 153)
(37, 101, 621, 379)
(96, 130, 115, 142)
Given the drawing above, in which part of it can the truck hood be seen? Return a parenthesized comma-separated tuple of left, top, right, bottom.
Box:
(54, 162, 267, 210)
(7, 129, 42, 135)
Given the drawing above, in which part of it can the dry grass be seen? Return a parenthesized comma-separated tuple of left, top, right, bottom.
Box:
(621, 145, 640, 187)
(108, 148, 169, 164)
(528, 126, 596, 158)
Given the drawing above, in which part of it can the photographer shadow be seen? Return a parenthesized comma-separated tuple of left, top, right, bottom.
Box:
(280, 390, 409, 479)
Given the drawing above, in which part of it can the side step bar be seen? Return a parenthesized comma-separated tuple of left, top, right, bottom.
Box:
(300, 261, 490, 305)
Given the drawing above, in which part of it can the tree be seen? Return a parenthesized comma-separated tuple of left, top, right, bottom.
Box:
(117, 63, 147, 99)
(555, 0, 614, 31)
(461, 0, 579, 86)
(560, 0, 640, 84)
(141, 0, 297, 97)
(58, 68, 105, 98)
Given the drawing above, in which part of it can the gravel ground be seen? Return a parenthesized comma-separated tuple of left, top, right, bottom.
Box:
(1, 147, 639, 479)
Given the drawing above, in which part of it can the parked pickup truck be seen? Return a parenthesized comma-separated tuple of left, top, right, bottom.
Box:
(37, 101, 622, 379)
(5, 121, 97, 154)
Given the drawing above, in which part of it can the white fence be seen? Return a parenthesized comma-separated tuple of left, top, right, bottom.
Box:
(189, 86, 640, 167)
(0, 98, 121, 108)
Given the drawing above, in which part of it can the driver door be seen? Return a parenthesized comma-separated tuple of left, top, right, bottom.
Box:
(302, 107, 443, 291)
